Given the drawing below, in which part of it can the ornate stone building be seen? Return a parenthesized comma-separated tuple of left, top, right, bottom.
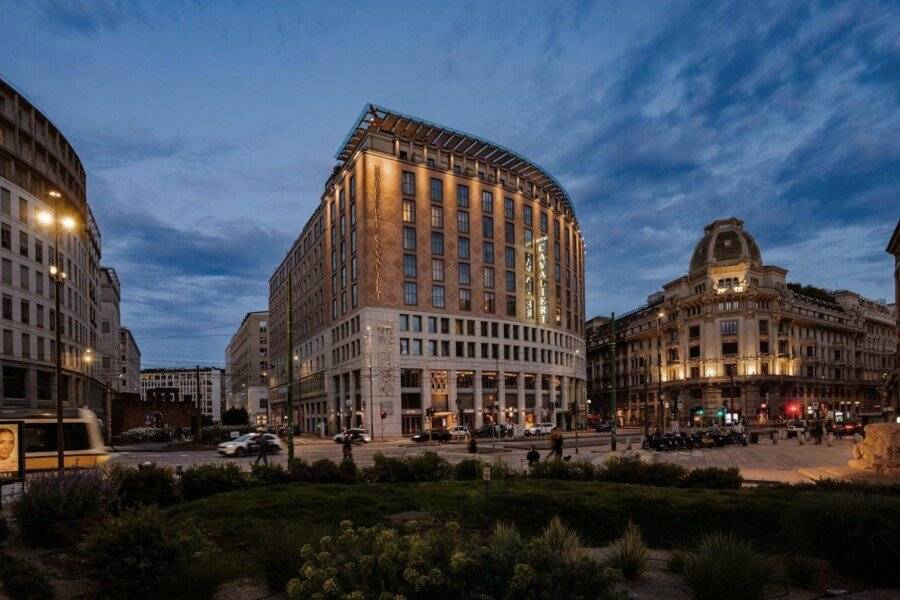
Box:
(587, 218, 896, 426)
(887, 219, 900, 417)
(268, 104, 586, 436)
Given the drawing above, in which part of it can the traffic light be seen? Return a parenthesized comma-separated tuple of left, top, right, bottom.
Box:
(716, 407, 726, 418)
(697, 408, 705, 416)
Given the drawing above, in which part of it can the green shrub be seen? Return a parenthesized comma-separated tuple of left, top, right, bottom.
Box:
(13, 469, 116, 547)
(287, 457, 312, 482)
(455, 458, 483, 480)
(308, 458, 345, 483)
(112, 427, 172, 444)
(682, 534, 770, 600)
(488, 456, 516, 479)
(0, 515, 8, 543)
(606, 521, 647, 580)
(285, 518, 619, 600)
(530, 459, 595, 480)
(107, 464, 178, 509)
(596, 454, 687, 487)
(81, 507, 223, 600)
(683, 467, 743, 490)
(363, 451, 452, 482)
(786, 491, 900, 584)
(797, 478, 900, 496)
(780, 554, 818, 589)
(258, 527, 308, 592)
(0, 552, 55, 600)
(251, 463, 289, 485)
(180, 463, 248, 500)
(168, 553, 232, 600)
(338, 456, 358, 482)
(198, 425, 254, 444)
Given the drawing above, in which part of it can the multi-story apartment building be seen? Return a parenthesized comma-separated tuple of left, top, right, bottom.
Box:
(141, 367, 225, 422)
(225, 311, 269, 425)
(119, 327, 141, 395)
(269, 104, 586, 436)
(587, 218, 896, 426)
(887, 220, 900, 417)
(0, 77, 107, 412)
(99, 266, 122, 390)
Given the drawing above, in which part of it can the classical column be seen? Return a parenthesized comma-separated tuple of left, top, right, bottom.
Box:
(474, 369, 484, 428)
(517, 371, 526, 425)
(421, 367, 431, 428)
(497, 370, 506, 425)
(448, 369, 458, 427)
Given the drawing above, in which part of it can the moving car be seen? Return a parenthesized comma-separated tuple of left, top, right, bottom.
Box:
(411, 429, 451, 443)
(473, 424, 506, 438)
(524, 423, 554, 436)
(595, 421, 614, 433)
(834, 421, 862, 437)
(333, 428, 372, 444)
(217, 433, 284, 456)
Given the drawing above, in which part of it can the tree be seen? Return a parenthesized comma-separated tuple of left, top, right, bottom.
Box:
(222, 407, 249, 425)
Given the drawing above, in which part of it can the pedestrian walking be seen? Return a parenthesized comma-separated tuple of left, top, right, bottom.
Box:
(467, 435, 478, 454)
(255, 433, 270, 466)
(546, 427, 564, 460)
(526, 445, 540, 468)
(342, 433, 354, 459)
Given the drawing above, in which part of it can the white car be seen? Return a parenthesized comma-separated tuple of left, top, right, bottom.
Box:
(217, 433, 284, 456)
(447, 426, 470, 439)
(525, 423, 555, 436)
(333, 428, 372, 443)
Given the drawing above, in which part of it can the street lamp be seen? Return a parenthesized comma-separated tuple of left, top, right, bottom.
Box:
(38, 190, 77, 474)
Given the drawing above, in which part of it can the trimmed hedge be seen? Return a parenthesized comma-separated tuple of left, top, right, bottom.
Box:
(180, 463, 249, 500)
(107, 463, 178, 509)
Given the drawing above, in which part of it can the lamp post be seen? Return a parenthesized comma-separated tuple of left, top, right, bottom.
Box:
(656, 310, 665, 431)
(38, 191, 76, 474)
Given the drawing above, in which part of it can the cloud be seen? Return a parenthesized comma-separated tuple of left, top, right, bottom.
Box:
(37, 0, 146, 37)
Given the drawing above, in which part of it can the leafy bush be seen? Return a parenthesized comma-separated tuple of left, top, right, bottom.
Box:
(198, 425, 254, 444)
(0, 552, 55, 600)
(13, 469, 116, 547)
(363, 451, 452, 482)
(530, 459, 595, 480)
(180, 463, 249, 500)
(786, 491, 900, 584)
(455, 458, 483, 480)
(606, 521, 647, 580)
(779, 554, 818, 589)
(683, 467, 743, 490)
(258, 527, 308, 592)
(285, 518, 620, 600)
(112, 427, 172, 444)
(596, 454, 687, 487)
(338, 457, 358, 482)
(783, 478, 900, 496)
(107, 464, 178, 509)
(308, 458, 345, 483)
(81, 507, 224, 600)
(251, 463, 290, 485)
(0, 515, 8, 543)
(287, 457, 313, 482)
(682, 534, 770, 600)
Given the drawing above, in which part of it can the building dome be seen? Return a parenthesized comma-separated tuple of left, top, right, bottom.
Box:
(689, 218, 762, 272)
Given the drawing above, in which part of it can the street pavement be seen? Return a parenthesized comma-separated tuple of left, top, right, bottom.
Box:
(106, 432, 890, 483)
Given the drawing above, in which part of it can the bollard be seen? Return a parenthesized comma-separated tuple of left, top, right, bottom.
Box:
(798, 434, 805, 445)
(826, 433, 834, 447)
(626, 436, 632, 450)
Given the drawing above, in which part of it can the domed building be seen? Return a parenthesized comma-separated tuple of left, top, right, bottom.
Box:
(586, 218, 896, 427)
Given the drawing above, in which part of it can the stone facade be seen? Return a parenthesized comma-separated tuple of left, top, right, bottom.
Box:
(587, 218, 896, 427)
(268, 105, 586, 436)
(886, 220, 900, 417)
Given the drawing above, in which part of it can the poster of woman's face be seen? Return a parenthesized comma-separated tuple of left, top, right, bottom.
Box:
(0, 425, 20, 480)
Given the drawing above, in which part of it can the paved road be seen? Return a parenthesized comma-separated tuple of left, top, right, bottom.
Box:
(107, 433, 879, 483)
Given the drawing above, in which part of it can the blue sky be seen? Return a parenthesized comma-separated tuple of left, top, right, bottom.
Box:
(2, 1, 897, 367)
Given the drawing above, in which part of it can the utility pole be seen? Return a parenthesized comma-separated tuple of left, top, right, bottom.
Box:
(609, 312, 617, 451)
(286, 270, 295, 463)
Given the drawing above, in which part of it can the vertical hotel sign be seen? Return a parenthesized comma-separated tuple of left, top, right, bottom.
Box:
(536, 236, 549, 323)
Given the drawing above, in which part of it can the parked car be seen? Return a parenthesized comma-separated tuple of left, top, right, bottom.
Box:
(217, 433, 284, 456)
(447, 425, 470, 439)
(834, 421, 862, 437)
(786, 419, 808, 432)
(333, 428, 372, 444)
(524, 422, 554, 436)
(411, 428, 451, 443)
(595, 421, 613, 433)
(473, 424, 506, 438)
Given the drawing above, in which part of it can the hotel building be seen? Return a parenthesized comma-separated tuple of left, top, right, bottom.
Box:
(269, 105, 586, 436)
(141, 367, 225, 422)
(587, 218, 896, 425)
(225, 311, 270, 425)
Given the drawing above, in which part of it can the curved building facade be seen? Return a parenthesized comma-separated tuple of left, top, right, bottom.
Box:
(269, 105, 586, 436)
(0, 78, 106, 411)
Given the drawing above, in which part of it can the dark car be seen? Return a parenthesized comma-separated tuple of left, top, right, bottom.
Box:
(411, 429, 451, 443)
(835, 421, 863, 438)
(595, 421, 613, 433)
(473, 424, 506, 438)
